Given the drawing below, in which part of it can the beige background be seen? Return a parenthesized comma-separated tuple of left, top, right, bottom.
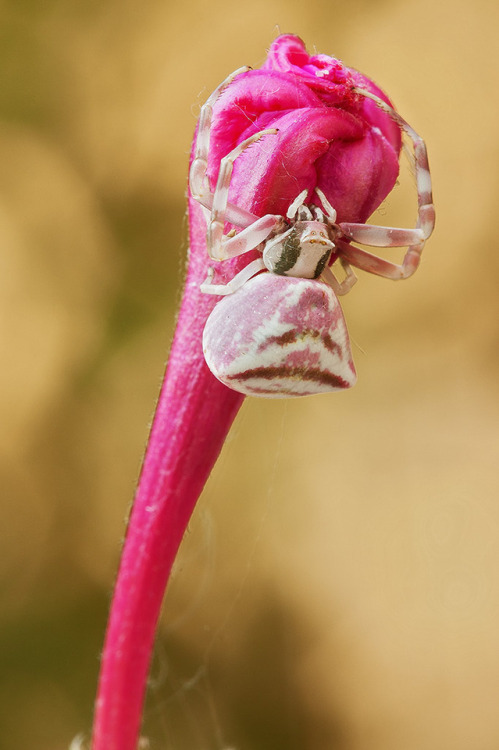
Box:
(2, 0, 499, 748)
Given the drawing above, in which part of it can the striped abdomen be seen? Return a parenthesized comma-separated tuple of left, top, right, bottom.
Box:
(202, 273, 356, 398)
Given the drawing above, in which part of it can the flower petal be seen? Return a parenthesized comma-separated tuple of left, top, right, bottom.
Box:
(207, 69, 322, 183)
(228, 107, 365, 218)
(316, 126, 401, 222)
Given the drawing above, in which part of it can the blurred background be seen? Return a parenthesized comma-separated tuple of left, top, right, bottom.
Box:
(2, 0, 499, 748)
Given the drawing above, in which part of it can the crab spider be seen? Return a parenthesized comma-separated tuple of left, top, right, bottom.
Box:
(189, 68, 435, 297)
(190, 68, 434, 397)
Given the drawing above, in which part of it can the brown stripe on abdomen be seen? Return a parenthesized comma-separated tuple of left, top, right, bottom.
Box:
(258, 328, 341, 356)
(228, 365, 351, 390)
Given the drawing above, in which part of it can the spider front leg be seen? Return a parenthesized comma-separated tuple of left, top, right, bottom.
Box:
(334, 88, 435, 280)
(200, 257, 267, 295)
(189, 66, 261, 230)
(322, 259, 357, 296)
(206, 129, 285, 261)
(190, 70, 284, 264)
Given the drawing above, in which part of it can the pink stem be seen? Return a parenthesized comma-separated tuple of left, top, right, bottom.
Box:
(90, 201, 244, 750)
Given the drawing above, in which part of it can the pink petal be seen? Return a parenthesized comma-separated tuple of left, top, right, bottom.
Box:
(316, 126, 401, 222)
(263, 34, 401, 151)
(228, 107, 365, 219)
(207, 69, 322, 181)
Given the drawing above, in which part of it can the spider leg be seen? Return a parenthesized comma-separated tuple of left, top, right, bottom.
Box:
(200, 258, 267, 295)
(321, 259, 357, 296)
(314, 187, 337, 223)
(189, 67, 260, 229)
(335, 239, 422, 281)
(286, 189, 309, 220)
(207, 130, 285, 261)
(333, 87, 435, 279)
(338, 223, 425, 248)
(190, 66, 246, 198)
(190, 70, 284, 260)
(353, 86, 435, 239)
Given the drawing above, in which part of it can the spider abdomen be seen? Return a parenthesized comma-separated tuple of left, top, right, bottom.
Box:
(203, 273, 356, 398)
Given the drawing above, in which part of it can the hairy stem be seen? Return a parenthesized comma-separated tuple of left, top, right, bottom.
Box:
(90, 202, 243, 750)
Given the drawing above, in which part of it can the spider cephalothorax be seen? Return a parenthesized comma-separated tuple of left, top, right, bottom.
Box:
(189, 68, 435, 397)
(263, 203, 336, 280)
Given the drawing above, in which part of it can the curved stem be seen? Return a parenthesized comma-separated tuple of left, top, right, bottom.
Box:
(90, 202, 244, 750)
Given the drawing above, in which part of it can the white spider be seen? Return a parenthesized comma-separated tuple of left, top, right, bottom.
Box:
(189, 67, 435, 298)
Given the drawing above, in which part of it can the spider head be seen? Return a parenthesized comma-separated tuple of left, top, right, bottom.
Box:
(296, 221, 335, 251)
